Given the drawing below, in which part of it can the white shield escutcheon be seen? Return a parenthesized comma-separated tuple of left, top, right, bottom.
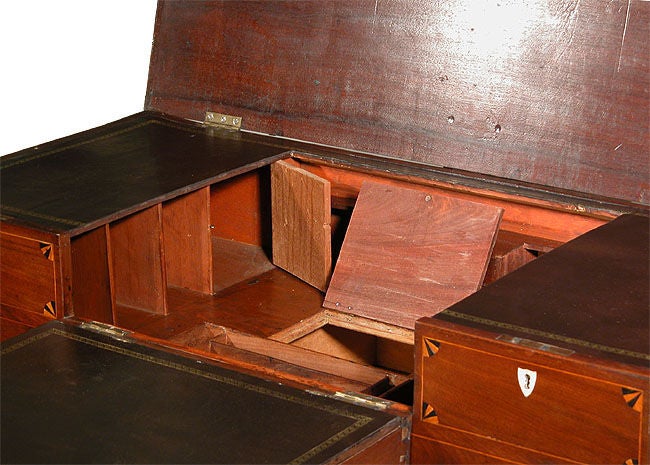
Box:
(517, 367, 537, 398)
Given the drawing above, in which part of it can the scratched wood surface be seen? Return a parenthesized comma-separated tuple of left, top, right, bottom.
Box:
(147, 0, 650, 205)
(323, 181, 503, 329)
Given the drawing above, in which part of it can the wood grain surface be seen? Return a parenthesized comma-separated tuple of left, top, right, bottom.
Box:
(110, 205, 167, 314)
(0, 232, 57, 318)
(70, 226, 114, 323)
(209, 326, 409, 388)
(147, 0, 650, 205)
(324, 181, 502, 329)
(271, 160, 332, 290)
(162, 187, 212, 293)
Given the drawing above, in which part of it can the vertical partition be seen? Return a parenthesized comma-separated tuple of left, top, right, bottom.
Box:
(71, 225, 114, 323)
(162, 187, 212, 293)
(110, 204, 167, 314)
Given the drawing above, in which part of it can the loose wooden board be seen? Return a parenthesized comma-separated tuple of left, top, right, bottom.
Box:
(271, 160, 332, 291)
(324, 181, 502, 329)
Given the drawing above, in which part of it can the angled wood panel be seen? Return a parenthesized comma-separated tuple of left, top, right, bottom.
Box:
(271, 160, 332, 291)
(324, 181, 502, 329)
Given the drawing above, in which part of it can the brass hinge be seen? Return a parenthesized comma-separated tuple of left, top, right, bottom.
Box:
(204, 111, 242, 130)
(305, 389, 391, 411)
(79, 321, 133, 343)
(332, 391, 391, 410)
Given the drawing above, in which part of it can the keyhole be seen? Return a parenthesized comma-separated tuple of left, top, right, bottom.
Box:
(524, 374, 531, 389)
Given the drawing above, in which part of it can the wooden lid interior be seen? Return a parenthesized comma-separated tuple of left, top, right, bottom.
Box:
(146, 0, 649, 205)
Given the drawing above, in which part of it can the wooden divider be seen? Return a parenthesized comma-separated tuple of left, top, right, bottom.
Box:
(70, 225, 114, 323)
(210, 169, 269, 247)
(162, 187, 212, 293)
(110, 205, 167, 314)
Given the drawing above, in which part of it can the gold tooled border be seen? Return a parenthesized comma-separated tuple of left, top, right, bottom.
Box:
(1, 205, 85, 227)
(1, 117, 293, 230)
(1, 328, 375, 464)
(3, 119, 166, 169)
(1, 119, 160, 228)
(442, 310, 650, 362)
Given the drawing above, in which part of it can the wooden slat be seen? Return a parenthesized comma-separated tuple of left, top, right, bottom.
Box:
(271, 160, 332, 291)
(110, 205, 167, 314)
(324, 181, 503, 329)
(206, 335, 370, 395)
(212, 326, 409, 388)
(162, 188, 212, 293)
(70, 225, 114, 323)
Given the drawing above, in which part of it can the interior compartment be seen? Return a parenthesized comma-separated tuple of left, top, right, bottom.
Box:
(68, 153, 611, 404)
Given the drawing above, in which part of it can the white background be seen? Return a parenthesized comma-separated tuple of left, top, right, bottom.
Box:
(0, 1, 158, 155)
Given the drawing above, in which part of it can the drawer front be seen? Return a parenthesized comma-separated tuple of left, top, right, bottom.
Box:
(417, 337, 643, 464)
(411, 434, 518, 465)
(0, 232, 57, 319)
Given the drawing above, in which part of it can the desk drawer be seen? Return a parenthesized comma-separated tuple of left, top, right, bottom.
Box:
(0, 232, 58, 320)
(416, 335, 643, 464)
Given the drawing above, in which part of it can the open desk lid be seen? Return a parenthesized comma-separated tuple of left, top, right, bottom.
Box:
(146, 0, 649, 206)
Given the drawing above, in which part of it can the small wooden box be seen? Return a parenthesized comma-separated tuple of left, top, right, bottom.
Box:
(1, 1, 649, 463)
(413, 214, 649, 464)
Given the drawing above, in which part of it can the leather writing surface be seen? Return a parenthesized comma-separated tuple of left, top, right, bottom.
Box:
(437, 214, 650, 367)
(0, 113, 288, 234)
(1, 321, 398, 464)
